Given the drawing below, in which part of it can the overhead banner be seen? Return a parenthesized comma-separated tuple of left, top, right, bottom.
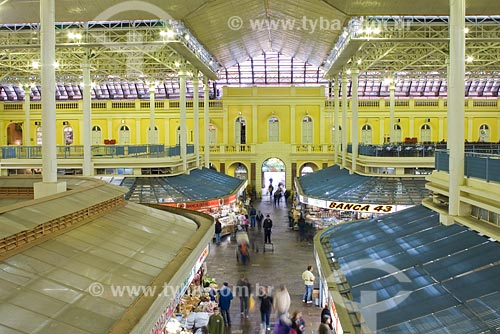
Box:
(327, 201, 395, 213)
(299, 195, 396, 213)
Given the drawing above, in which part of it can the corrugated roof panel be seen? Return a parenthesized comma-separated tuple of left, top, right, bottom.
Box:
(320, 205, 500, 333)
(297, 165, 430, 205)
(0, 199, 200, 334)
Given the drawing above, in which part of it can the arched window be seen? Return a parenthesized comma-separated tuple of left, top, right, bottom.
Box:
(208, 124, 217, 145)
(393, 124, 402, 143)
(92, 125, 102, 145)
(302, 116, 313, 144)
(420, 124, 431, 142)
(235, 117, 246, 144)
(268, 116, 279, 142)
(119, 125, 130, 144)
(361, 124, 372, 144)
(479, 124, 489, 142)
(63, 126, 73, 145)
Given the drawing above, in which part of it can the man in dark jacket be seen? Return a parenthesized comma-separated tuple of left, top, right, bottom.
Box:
(218, 282, 233, 326)
(214, 219, 222, 245)
(263, 214, 273, 243)
(259, 286, 273, 331)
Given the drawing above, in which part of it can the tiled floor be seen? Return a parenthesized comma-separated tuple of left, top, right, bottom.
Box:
(205, 198, 323, 334)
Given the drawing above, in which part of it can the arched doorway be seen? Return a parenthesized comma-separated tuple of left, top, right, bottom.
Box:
(63, 126, 73, 145)
(7, 122, 23, 145)
(479, 124, 490, 142)
(361, 124, 373, 144)
(92, 125, 102, 144)
(420, 124, 431, 142)
(393, 124, 402, 143)
(331, 125, 342, 144)
(119, 125, 130, 144)
(148, 125, 158, 144)
(208, 124, 217, 145)
(268, 117, 279, 142)
(235, 117, 246, 144)
(261, 157, 286, 198)
(302, 116, 313, 144)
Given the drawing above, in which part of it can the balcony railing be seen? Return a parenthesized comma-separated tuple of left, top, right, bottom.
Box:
(0, 144, 196, 159)
(435, 149, 500, 183)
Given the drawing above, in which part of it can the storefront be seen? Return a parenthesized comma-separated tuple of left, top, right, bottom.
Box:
(161, 193, 244, 237)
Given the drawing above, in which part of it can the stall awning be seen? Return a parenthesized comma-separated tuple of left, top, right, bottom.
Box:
(318, 205, 500, 333)
(0, 178, 213, 334)
(123, 167, 246, 204)
(296, 165, 430, 207)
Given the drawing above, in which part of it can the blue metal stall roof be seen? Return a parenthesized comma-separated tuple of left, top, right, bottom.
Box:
(319, 205, 500, 333)
(297, 165, 430, 205)
(122, 167, 245, 203)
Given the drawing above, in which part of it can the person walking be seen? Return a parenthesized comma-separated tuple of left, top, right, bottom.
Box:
(236, 274, 251, 317)
(268, 184, 274, 202)
(259, 286, 273, 331)
(256, 210, 264, 231)
(207, 307, 224, 334)
(249, 205, 257, 229)
(273, 284, 291, 318)
(301, 265, 315, 304)
(263, 214, 273, 244)
(218, 282, 234, 326)
(284, 189, 291, 205)
(214, 219, 222, 245)
(290, 311, 306, 334)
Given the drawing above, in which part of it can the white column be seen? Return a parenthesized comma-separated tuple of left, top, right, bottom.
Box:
(82, 63, 92, 176)
(290, 105, 296, 144)
(389, 82, 396, 143)
(40, 0, 57, 183)
(179, 73, 188, 172)
(333, 79, 340, 164)
(448, 0, 465, 219)
(192, 77, 200, 168)
(35, 0, 66, 198)
(23, 85, 31, 146)
(149, 82, 156, 144)
(351, 69, 359, 174)
(203, 77, 210, 168)
(341, 73, 348, 169)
